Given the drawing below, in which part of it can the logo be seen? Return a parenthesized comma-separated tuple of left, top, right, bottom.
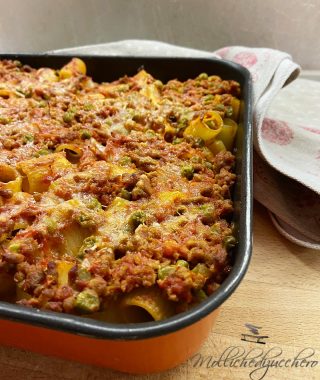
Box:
(241, 324, 269, 345)
(189, 323, 319, 379)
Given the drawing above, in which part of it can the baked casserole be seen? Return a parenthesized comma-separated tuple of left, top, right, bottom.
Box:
(0, 58, 241, 322)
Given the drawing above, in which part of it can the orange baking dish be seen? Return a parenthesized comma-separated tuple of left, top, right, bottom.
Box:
(0, 55, 252, 374)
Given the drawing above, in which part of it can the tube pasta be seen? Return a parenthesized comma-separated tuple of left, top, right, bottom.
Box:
(56, 144, 83, 163)
(88, 288, 174, 323)
(140, 84, 160, 105)
(203, 111, 224, 131)
(184, 112, 238, 154)
(85, 300, 127, 323)
(184, 111, 223, 143)
(0, 88, 13, 99)
(108, 163, 136, 176)
(64, 223, 91, 257)
(219, 118, 238, 151)
(17, 153, 73, 193)
(134, 70, 161, 105)
(121, 286, 175, 321)
(13, 220, 29, 232)
(44, 199, 93, 256)
(57, 261, 74, 286)
(207, 140, 226, 155)
(59, 58, 87, 79)
(134, 69, 152, 86)
(158, 191, 186, 204)
(231, 97, 240, 122)
(0, 163, 22, 193)
(164, 122, 176, 139)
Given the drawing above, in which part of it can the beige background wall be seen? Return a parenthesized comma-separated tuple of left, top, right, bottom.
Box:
(0, 0, 319, 69)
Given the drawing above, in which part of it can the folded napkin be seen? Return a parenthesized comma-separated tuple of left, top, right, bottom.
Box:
(52, 40, 320, 249)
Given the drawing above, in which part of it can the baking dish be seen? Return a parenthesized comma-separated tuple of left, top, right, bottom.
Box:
(0, 54, 253, 373)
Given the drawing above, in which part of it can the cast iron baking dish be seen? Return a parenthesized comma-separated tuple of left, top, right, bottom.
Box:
(0, 54, 253, 373)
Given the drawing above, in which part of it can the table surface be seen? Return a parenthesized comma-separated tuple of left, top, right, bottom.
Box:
(0, 202, 319, 380)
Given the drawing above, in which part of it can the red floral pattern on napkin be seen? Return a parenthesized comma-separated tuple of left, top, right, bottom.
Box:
(233, 52, 258, 68)
(261, 118, 294, 145)
(215, 46, 320, 248)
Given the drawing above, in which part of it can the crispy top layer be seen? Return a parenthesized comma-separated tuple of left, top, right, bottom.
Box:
(0, 59, 239, 319)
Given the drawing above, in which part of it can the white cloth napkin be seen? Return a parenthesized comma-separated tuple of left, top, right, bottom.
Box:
(52, 40, 320, 249)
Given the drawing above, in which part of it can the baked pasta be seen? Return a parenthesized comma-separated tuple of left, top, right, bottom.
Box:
(0, 58, 240, 323)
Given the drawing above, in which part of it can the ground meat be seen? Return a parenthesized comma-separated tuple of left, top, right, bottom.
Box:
(0, 58, 239, 320)
(107, 253, 158, 294)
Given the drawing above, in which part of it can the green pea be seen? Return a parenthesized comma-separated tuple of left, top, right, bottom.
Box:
(45, 217, 58, 233)
(80, 130, 91, 140)
(78, 236, 98, 259)
(120, 189, 132, 200)
(158, 265, 175, 280)
(128, 211, 146, 231)
(192, 263, 211, 277)
(23, 134, 34, 143)
(194, 289, 207, 302)
(203, 94, 214, 103)
(197, 73, 208, 80)
(146, 130, 156, 138)
(178, 117, 189, 130)
(214, 104, 225, 112)
(190, 156, 202, 164)
(74, 289, 100, 313)
(119, 156, 132, 166)
(176, 260, 189, 268)
(38, 100, 47, 108)
(225, 106, 233, 118)
(201, 206, 215, 225)
(181, 165, 194, 180)
(63, 111, 75, 123)
(8, 243, 21, 253)
(35, 148, 51, 157)
(77, 268, 91, 281)
(77, 213, 95, 228)
(205, 161, 214, 170)
(87, 197, 102, 210)
(84, 103, 94, 111)
(224, 236, 237, 250)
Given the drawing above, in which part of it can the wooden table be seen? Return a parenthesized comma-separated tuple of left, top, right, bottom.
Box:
(0, 202, 319, 380)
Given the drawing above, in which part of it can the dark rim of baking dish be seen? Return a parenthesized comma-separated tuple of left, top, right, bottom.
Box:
(0, 54, 253, 340)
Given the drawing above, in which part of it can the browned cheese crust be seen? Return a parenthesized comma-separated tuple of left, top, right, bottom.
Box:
(0, 59, 240, 319)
